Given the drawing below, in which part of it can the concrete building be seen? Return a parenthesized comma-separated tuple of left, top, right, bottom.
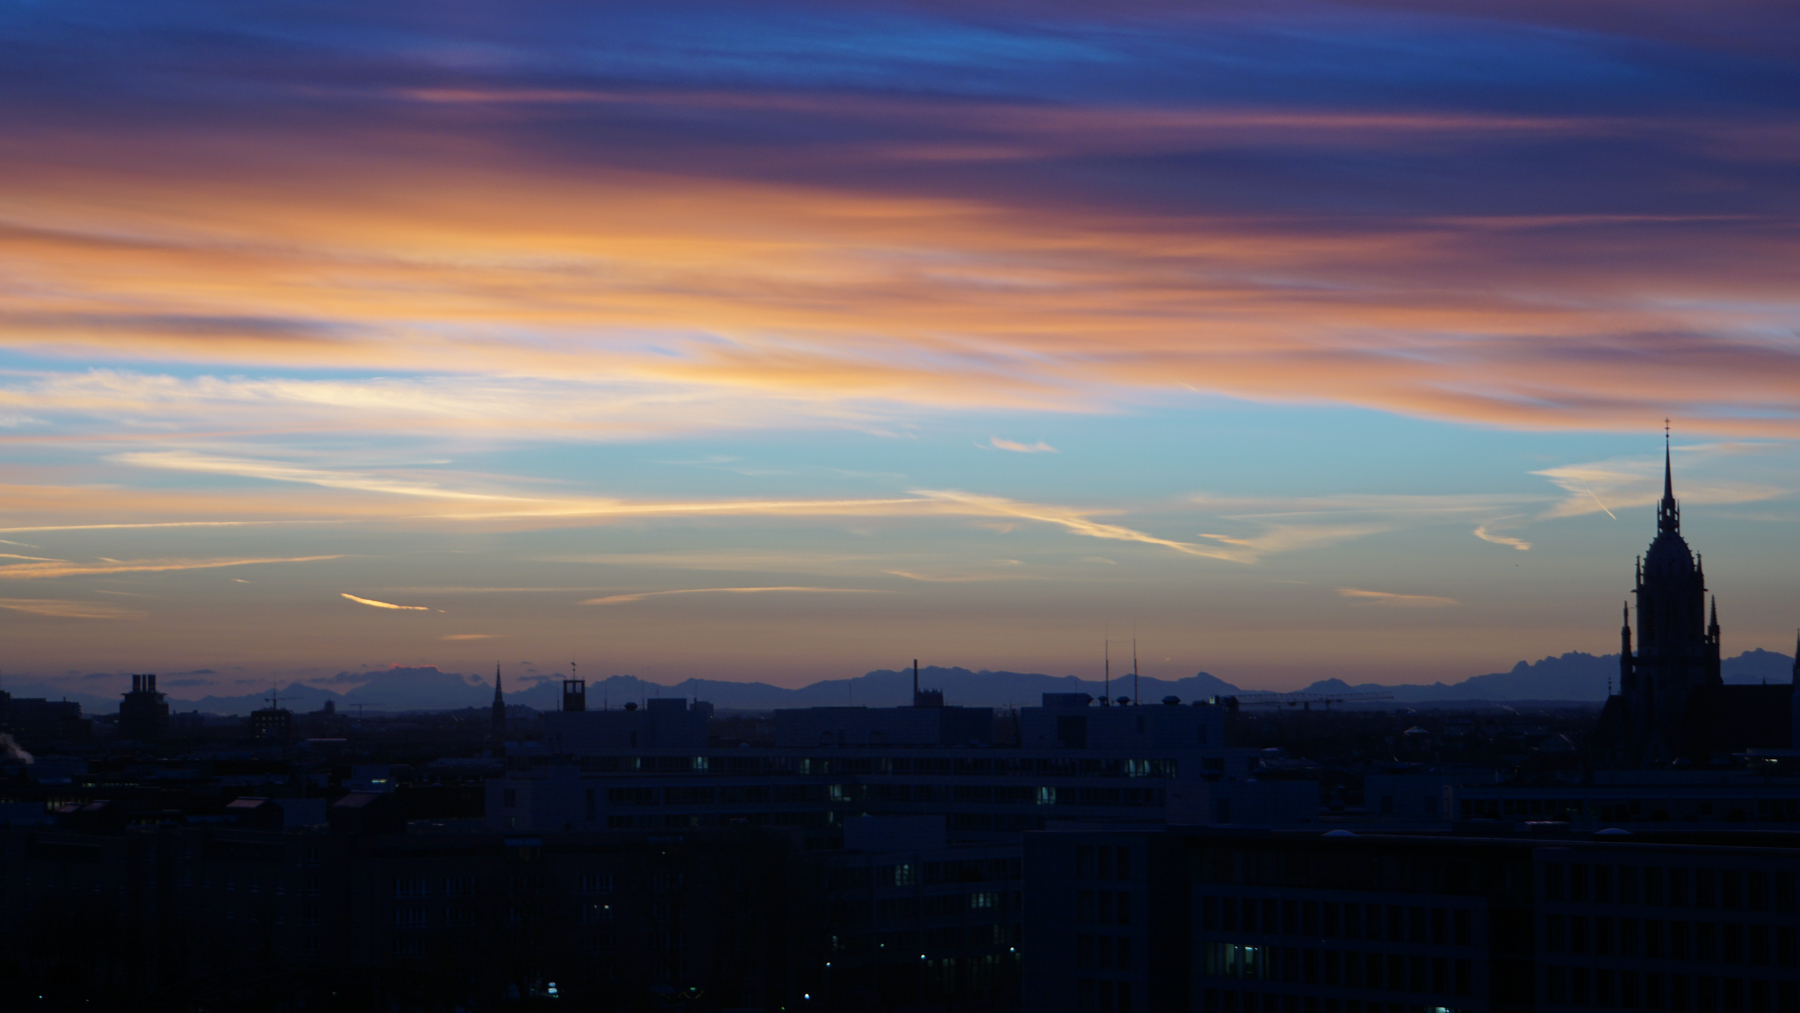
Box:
(1450, 770, 1800, 829)
(0, 689, 88, 748)
(1020, 694, 1226, 751)
(821, 816, 1024, 1010)
(0, 812, 823, 1010)
(540, 693, 711, 753)
(1023, 824, 1800, 1013)
(774, 704, 994, 748)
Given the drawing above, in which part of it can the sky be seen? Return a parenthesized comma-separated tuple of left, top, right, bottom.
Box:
(0, 0, 1797, 701)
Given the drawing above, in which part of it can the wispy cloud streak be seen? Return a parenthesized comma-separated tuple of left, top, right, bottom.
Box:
(0, 555, 340, 580)
(1473, 526, 1532, 551)
(582, 587, 884, 605)
(0, 598, 147, 619)
(1337, 588, 1459, 608)
(341, 593, 430, 611)
(990, 437, 1057, 453)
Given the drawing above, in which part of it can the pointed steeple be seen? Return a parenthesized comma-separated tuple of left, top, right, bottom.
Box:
(1664, 420, 1674, 501)
(490, 663, 506, 738)
(1657, 420, 1681, 535)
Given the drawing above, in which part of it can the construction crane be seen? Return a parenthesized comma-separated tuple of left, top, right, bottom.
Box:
(1212, 691, 1394, 712)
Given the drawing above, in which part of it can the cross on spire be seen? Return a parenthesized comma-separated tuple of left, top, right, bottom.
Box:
(1658, 420, 1679, 534)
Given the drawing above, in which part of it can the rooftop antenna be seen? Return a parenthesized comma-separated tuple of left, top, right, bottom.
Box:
(1104, 640, 1110, 705)
(913, 659, 919, 707)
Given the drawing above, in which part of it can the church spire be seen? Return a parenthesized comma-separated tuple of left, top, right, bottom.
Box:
(490, 663, 506, 738)
(1657, 420, 1681, 535)
(1664, 419, 1674, 500)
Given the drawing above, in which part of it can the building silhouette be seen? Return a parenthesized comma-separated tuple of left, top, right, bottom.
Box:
(117, 673, 169, 742)
(249, 686, 293, 742)
(1596, 437, 1795, 765)
(1024, 825, 1800, 1013)
(490, 664, 506, 742)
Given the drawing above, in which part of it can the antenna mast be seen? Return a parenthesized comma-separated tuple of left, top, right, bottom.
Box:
(1133, 637, 1139, 706)
(1104, 640, 1110, 705)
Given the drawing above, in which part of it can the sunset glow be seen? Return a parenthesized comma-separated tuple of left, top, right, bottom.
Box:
(2, 1, 1797, 699)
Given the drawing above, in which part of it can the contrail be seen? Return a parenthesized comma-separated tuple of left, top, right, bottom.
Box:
(1581, 484, 1617, 519)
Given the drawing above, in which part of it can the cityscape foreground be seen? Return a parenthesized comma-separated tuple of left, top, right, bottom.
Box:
(2, 453, 1798, 1011)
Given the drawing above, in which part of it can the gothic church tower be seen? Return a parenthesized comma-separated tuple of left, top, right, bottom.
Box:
(1615, 433, 1722, 764)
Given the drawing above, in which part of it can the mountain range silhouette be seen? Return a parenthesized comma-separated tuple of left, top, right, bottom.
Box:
(18, 648, 1793, 716)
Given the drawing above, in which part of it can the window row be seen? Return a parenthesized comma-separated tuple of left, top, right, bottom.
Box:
(828, 858, 1020, 890)
(1545, 865, 1797, 912)
(1077, 934, 1133, 971)
(1076, 977, 1136, 1013)
(828, 891, 1020, 921)
(1077, 889, 1134, 926)
(1544, 966, 1800, 1013)
(393, 905, 484, 927)
(1545, 916, 1799, 965)
(830, 923, 1021, 954)
(603, 811, 828, 830)
(1077, 845, 1135, 881)
(1200, 943, 1473, 996)
(1202, 897, 1473, 946)
(567, 755, 1180, 778)
(392, 876, 476, 898)
(1202, 987, 1471, 1013)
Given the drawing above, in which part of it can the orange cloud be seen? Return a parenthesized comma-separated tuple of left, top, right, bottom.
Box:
(582, 586, 885, 605)
(0, 554, 341, 580)
(0, 598, 147, 619)
(1, 110, 1796, 443)
(1336, 588, 1459, 608)
(341, 593, 430, 611)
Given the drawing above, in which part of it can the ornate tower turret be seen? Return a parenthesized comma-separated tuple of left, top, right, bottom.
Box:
(1619, 601, 1634, 694)
(1621, 427, 1718, 764)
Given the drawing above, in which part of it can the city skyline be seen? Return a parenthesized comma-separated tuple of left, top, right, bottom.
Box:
(3, 2, 1799, 696)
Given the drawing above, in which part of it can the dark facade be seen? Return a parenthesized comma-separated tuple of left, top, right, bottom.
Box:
(117, 673, 170, 743)
(0, 689, 88, 748)
(1023, 826, 1800, 1013)
(0, 815, 825, 1010)
(1536, 840, 1800, 1013)
(822, 829, 1024, 1010)
(249, 706, 293, 742)
(1023, 827, 1189, 1013)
